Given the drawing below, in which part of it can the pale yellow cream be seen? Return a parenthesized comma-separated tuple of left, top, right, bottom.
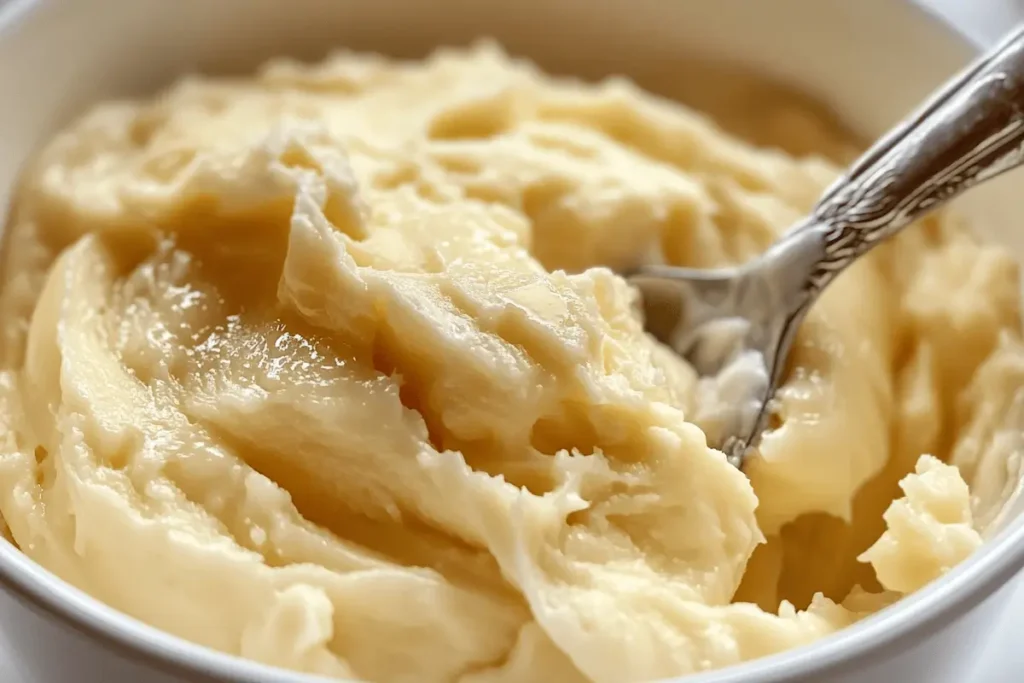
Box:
(0, 42, 1021, 683)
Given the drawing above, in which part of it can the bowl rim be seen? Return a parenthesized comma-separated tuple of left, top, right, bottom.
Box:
(0, 1, 1020, 682)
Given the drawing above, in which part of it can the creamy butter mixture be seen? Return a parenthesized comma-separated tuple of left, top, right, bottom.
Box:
(0, 43, 1022, 683)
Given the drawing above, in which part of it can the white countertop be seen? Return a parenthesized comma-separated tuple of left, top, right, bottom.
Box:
(1, 0, 1022, 681)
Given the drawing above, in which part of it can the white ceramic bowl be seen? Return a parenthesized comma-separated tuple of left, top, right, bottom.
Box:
(0, 1, 1023, 681)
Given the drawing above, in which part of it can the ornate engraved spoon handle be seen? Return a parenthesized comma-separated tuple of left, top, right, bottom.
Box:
(804, 25, 1024, 292)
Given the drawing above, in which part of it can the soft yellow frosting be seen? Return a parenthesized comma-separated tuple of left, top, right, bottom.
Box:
(0, 42, 1019, 683)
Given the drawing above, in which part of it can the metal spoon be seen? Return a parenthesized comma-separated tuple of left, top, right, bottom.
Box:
(630, 25, 1024, 469)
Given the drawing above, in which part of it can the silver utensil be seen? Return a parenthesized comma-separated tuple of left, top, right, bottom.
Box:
(630, 25, 1024, 469)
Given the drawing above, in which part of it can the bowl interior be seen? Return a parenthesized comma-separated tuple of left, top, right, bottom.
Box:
(0, 0, 1014, 255)
(0, 0, 976, 200)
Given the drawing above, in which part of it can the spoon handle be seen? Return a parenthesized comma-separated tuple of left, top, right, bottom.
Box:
(805, 25, 1024, 291)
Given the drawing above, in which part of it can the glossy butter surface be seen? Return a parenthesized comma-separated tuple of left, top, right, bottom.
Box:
(0, 43, 1018, 682)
